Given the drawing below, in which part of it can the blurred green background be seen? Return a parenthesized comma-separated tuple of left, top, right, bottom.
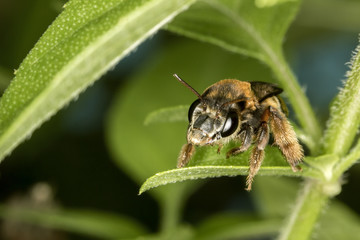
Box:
(0, 0, 359, 239)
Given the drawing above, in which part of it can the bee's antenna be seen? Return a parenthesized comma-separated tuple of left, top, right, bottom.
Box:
(173, 74, 202, 100)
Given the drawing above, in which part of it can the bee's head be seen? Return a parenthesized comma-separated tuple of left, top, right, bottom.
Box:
(174, 74, 243, 146)
(186, 98, 240, 145)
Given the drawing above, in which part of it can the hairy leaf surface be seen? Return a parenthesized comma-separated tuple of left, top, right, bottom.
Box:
(0, 0, 196, 162)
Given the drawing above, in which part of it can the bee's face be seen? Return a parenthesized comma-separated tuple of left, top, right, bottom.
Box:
(187, 99, 240, 146)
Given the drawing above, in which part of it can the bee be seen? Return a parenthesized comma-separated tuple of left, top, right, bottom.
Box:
(174, 74, 304, 191)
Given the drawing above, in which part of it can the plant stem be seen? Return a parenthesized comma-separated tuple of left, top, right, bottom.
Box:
(265, 51, 322, 153)
(277, 180, 329, 240)
(159, 186, 187, 234)
(160, 199, 180, 233)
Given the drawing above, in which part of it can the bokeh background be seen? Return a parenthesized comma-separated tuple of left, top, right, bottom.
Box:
(0, 0, 359, 239)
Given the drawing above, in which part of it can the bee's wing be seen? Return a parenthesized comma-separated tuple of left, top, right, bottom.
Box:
(250, 82, 283, 102)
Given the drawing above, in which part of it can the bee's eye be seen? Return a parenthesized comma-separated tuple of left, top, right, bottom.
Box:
(188, 99, 201, 122)
(221, 111, 239, 137)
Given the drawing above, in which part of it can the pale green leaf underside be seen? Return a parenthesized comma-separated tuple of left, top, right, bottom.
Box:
(0, 206, 147, 239)
(139, 165, 307, 194)
(0, 0, 196, 162)
(167, 0, 299, 62)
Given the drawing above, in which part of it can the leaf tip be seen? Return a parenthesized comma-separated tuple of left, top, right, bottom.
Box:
(138, 184, 149, 195)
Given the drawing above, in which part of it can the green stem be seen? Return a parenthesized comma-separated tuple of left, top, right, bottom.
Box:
(159, 186, 187, 234)
(265, 51, 322, 153)
(160, 199, 180, 233)
(277, 180, 329, 240)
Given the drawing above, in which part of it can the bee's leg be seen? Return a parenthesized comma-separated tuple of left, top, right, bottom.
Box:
(177, 143, 195, 168)
(269, 106, 304, 171)
(246, 110, 270, 191)
(239, 124, 254, 152)
(226, 124, 253, 158)
(246, 146, 265, 191)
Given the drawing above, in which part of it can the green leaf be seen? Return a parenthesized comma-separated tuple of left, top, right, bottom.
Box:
(139, 165, 295, 195)
(167, 0, 299, 61)
(255, 0, 296, 8)
(105, 52, 197, 202)
(253, 177, 299, 217)
(195, 213, 281, 240)
(317, 201, 360, 240)
(166, 0, 322, 152)
(159, 225, 194, 240)
(0, 206, 147, 239)
(323, 38, 360, 157)
(122, 225, 194, 240)
(139, 144, 321, 194)
(106, 69, 192, 232)
(0, 0, 196, 162)
(144, 105, 188, 125)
